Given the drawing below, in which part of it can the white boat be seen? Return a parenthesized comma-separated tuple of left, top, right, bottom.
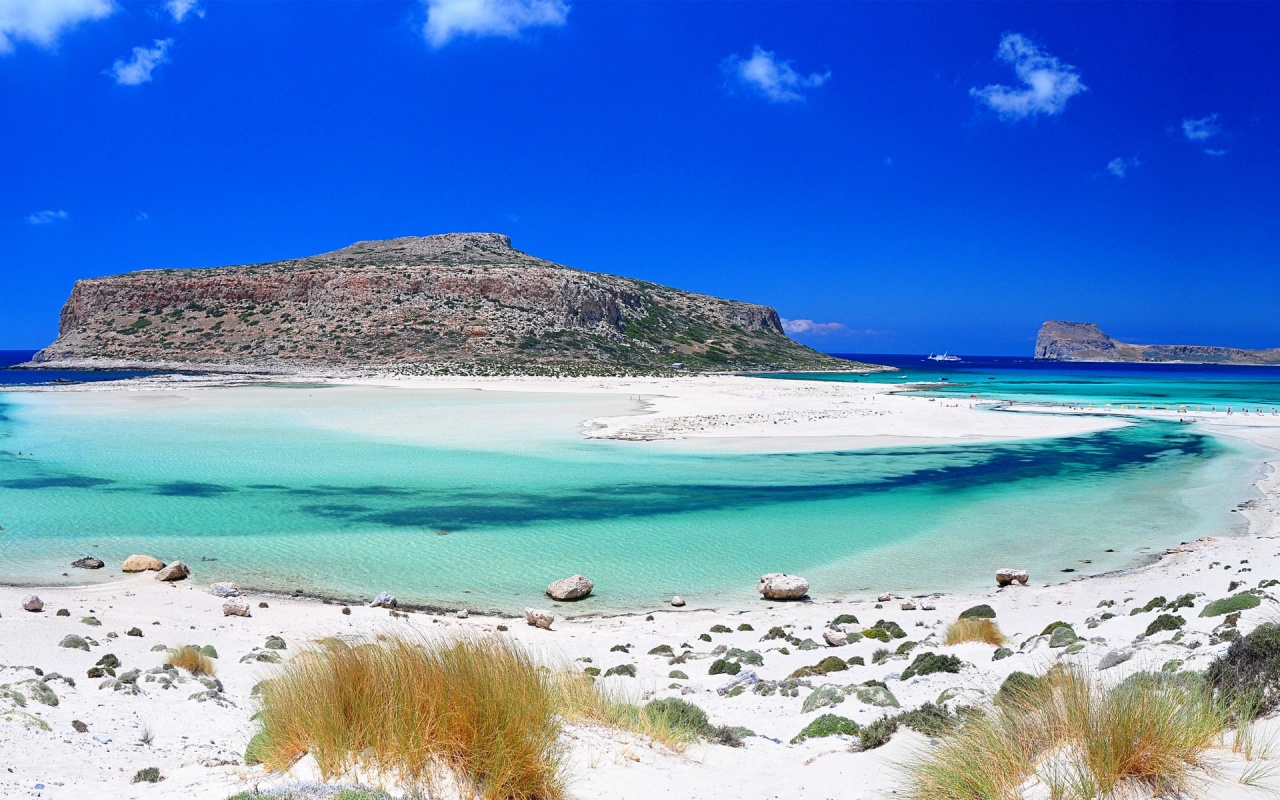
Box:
(927, 352, 961, 362)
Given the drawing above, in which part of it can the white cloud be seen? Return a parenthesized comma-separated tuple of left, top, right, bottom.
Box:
(1106, 156, 1140, 178)
(164, 0, 203, 23)
(422, 0, 568, 47)
(782, 319, 848, 336)
(136, 211, 150, 221)
(26, 209, 68, 225)
(0, 0, 114, 54)
(970, 33, 1086, 121)
(722, 46, 830, 104)
(1204, 148, 1229, 157)
(107, 38, 172, 85)
(1182, 114, 1221, 141)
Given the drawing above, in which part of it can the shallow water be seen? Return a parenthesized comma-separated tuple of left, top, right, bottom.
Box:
(0, 384, 1260, 611)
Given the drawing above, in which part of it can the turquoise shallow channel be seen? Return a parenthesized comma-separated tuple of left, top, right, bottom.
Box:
(0, 381, 1265, 612)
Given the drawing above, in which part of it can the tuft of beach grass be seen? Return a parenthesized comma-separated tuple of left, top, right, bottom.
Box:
(164, 645, 216, 677)
(942, 618, 1008, 647)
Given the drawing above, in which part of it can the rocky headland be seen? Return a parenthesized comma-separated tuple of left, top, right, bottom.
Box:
(1035, 320, 1280, 365)
(25, 233, 879, 376)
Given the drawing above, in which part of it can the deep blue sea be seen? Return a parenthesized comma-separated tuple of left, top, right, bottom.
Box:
(0, 350, 153, 386)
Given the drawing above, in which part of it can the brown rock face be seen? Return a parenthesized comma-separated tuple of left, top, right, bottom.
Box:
(31, 233, 870, 375)
(121, 554, 165, 572)
(1035, 321, 1280, 365)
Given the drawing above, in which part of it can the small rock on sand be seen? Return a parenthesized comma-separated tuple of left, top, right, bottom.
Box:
(671, 595, 685, 607)
(71, 556, 104, 570)
(122, 554, 165, 572)
(1098, 648, 1134, 670)
(996, 568, 1030, 587)
(822, 630, 848, 647)
(546, 574, 594, 601)
(921, 601, 937, 611)
(22, 595, 43, 612)
(877, 593, 892, 602)
(154, 561, 190, 582)
(758, 573, 809, 601)
(222, 600, 251, 617)
(369, 591, 397, 608)
(208, 582, 240, 598)
(456, 609, 469, 619)
(525, 608, 555, 629)
(900, 600, 918, 611)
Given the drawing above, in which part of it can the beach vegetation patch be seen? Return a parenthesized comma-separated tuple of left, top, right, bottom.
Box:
(1164, 593, 1197, 612)
(1130, 596, 1167, 616)
(901, 653, 962, 680)
(943, 619, 1007, 646)
(708, 659, 740, 676)
(249, 634, 566, 798)
(1144, 614, 1186, 637)
(874, 620, 908, 639)
(1199, 591, 1262, 618)
(603, 664, 636, 678)
(59, 635, 89, 652)
(668, 670, 688, 680)
(847, 656, 865, 666)
(957, 604, 996, 620)
(736, 623, 754, 632)
(131, 767, 161, 783)
(647, 644, 674, 657)
(1040, 621, 1074, 636)
(905, 665, 1227, 800)
(1205, 622, 1280, 717)
(709, 624, 732, 634)
(786, 656, 847, 680)
(790, 713, 858, 744)
(831, 614, 859, 625)
(862, 628, 891, 643)
(80, 616, 100, 626)
(858, 715, 900, 750)
(164, 646, 216, 677)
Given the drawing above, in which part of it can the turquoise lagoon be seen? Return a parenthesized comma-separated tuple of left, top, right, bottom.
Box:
(0, 380, 1265, 612)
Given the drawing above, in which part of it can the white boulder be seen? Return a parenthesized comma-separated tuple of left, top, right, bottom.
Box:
(996, 568, 1030, 587)
(757, 573, 809, 600)
(546, 575, 594, 601)
(222, 599, 251, 617)
(22, 595, 43, 612)
(524, 608, 555, 630)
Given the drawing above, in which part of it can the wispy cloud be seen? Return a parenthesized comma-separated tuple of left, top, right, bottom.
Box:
(107, 38, 172, 85)
(1182, 113, 1222, 141)
(722, 46, 830, 104)
(135, 211, 150, 221)
(164, 0, 203, 23)
(26, 209, 68, 225)
(782, 319, 848, 336)
(0, 0, 114, 54)
(1106, 156, 1140, 178)
(1204, 148, 1229, 157)
(421, 0, 568, 48)
(970, 33, 1086, 121)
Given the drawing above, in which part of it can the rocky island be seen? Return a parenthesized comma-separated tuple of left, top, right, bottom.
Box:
(27, 233, 876, 376)
(1035, 320, 1280, 365)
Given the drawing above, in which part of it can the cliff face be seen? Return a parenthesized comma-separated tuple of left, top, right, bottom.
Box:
(32, 233, 871, 375)
(1035, 321, 1280, 365)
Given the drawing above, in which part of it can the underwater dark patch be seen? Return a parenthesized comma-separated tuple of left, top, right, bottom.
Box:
(152, 481, 236, 497)
(1, 475, 115, 490)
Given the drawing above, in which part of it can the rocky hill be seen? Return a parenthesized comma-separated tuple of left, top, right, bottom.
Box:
(1035, 321, 1280, 365)
(28, 233, 879, 375)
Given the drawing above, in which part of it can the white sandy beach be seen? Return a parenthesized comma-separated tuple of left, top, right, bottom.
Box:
(3, 375, 1280, 799)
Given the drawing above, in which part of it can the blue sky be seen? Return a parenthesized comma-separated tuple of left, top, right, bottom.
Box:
(3, 1, 1277, 355)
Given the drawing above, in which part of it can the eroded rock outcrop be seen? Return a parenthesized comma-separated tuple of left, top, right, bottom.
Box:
(1035, 321, 1280, 365)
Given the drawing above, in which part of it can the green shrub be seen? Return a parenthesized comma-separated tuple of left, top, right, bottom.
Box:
(958, 604, 996, 620)
(1040, 621, 1074, 636)
(1164, 593, 1196, 612)
(697, 633, 712, 642)
(668, 670, 688, 680)
(858, 715, 900, 750)
(899, 702, 958, 736)
(708, 659, 740, 676)
(791, 713, 858, 744)
(995, 671, 1041, 706)
(862, 628, 891, 643)
(761, 626, 789, 641)
(736, 624, 754, 632)
(901, 652, 962, 680)
(709, 624, 732, 634)
(244, 732, 267, 766)
(1199, 592, 1262, 618)
(647, 644, 674, 657)
(643, 698, 709, 737)
(1144, 614, 1186, 637)
(131, 767, 161, 783)
(199, 645, 218, 659)
(788, 655, 849, 679)
(1129, 596, 1167, 615)
(1205, 622, 1280, 716)
(875, 620, 908, 639)
(604, 664, 636, 678)
(847, 656, 865, 666)
(831, 614, 859, 625)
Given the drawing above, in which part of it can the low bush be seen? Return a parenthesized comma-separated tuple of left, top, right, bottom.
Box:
(859, 715, 900, 750)
(901, 652, 962, 680)
(831, 614, 859, 625)
(958, 604, 996, 620)
(875, 620, 908, 639)
(791, 713, 858, 744)
(1040, 621, 1074, 636)
(603, 664, 636, 678)
(899, 702, 960, 736)
(786, 656, 847, 679)
(131, 767, 161, 783)
(1205, 622, 1280, 717)
(1130, 596, 1167, 616)
(862, 628, 891, 643)
(1144, 614, 1186, 637)
(1199, 592, 1262, 618)
(943, 619, 1006, 646)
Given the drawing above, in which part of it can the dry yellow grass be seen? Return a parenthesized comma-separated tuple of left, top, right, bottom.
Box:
(251, 634, 564, 800)
(943, 618, 1008, 647)
(906, 667, 1228, 800)
(550, 671, 703, 751)
(164, 645, 216, 676)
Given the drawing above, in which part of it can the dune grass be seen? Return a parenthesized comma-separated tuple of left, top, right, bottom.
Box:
(943, 618, 1007, 647)
(905, 667, 1229, 800)
(251, 634, 564, 800)
(164, 645, 216, 676)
